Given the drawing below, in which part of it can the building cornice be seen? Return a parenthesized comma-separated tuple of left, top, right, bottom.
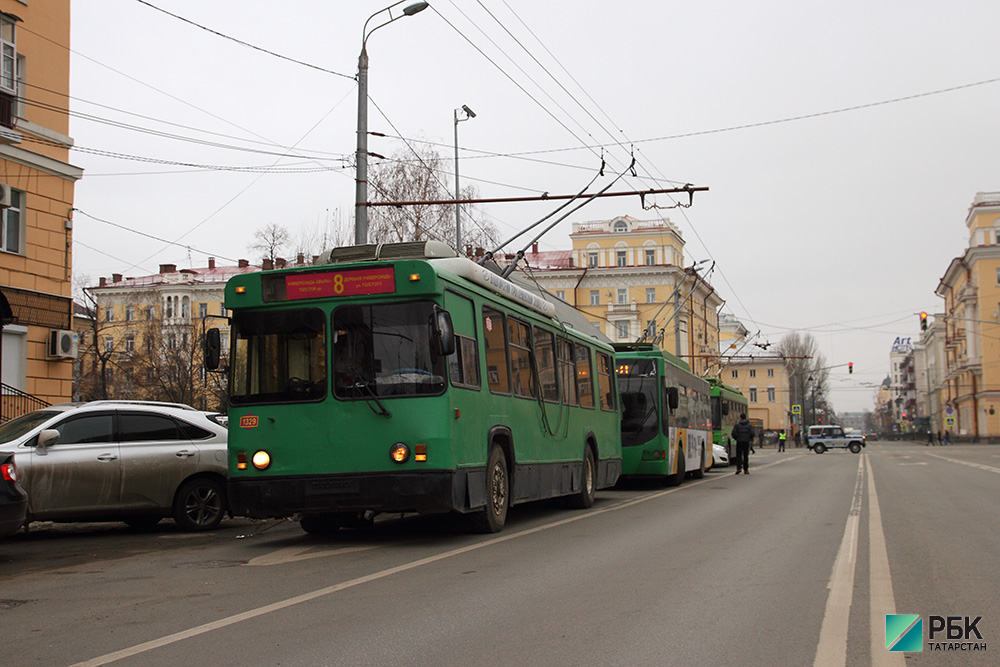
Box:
(0, 142, 83, 181)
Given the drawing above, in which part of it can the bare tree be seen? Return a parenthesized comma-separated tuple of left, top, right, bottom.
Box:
(296, 207, 352, 259)
(367, 144, 499, 251)
(778, 331, 830, 425)
(249, 223, 291, 264)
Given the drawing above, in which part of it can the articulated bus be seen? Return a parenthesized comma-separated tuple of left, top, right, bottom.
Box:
(708, 378, 748, 462)
(614, 343, 711, 485)
(210, 241, 622, 534)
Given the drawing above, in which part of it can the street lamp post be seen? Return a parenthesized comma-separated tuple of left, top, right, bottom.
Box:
(355, 1, 429, 246)
(453, 104, 475, 251)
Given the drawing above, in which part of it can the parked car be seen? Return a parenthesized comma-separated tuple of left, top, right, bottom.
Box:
(807, 425, 866, 454)
(0, 401, 228, 531)
(0, 453, 28, 538)
(712, 443, 730, 467)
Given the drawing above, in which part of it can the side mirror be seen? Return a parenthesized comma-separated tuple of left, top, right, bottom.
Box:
(433, 309, 455, 356)
(667, 386, 679, 410)
(37, 429, 60, 448)
(204, 328, 221, 370)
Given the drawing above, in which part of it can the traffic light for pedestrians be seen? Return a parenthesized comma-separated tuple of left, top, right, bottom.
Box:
(848, 362, 853, 374)
(920, 311, 928, 331)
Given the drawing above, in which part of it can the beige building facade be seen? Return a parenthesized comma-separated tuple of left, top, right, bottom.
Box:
(0, 0, 82, 419)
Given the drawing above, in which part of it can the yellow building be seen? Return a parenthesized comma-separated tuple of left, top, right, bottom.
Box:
(935, 191, 1000, 439)
(0, 0, 82, 419)
(524, 215, 723, 376)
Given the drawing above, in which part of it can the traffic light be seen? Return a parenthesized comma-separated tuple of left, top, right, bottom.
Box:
(848, 362, 853, 374)
(920, 312, 928, 331)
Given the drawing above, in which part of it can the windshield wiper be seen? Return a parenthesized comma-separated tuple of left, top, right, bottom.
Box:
(345, 371, 391, 418)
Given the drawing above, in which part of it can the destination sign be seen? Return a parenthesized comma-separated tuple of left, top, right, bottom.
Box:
(284, 267, 396, 300)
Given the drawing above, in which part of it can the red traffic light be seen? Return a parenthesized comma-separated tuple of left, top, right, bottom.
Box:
(848, 362, 853, 374)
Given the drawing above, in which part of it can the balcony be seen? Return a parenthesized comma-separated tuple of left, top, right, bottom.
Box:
(607, 301, 637, 314)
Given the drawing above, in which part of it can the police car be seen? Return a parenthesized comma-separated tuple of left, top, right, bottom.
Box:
(807, 425, 866, 454)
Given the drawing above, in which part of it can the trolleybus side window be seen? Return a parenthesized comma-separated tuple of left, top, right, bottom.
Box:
(230, 308, 326, 405)
(597, 351, 616, 412)
(483, 307, 510, 395)
(534, 326, 558, 403)
(509, 317, 536, 399)
(445, 291, 480, 390)
(332, 302, 446, 399)
(575, 343, 594, 408)
(557, 337, 577, 406)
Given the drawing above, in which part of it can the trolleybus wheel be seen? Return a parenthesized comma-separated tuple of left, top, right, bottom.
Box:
(691, 443, 706, 479)
(666, 451, 686, 487)
(565, 446, 597, 509)
(849, 442, 862, 454)
(813, 443, 827, 454)
(471, 445, 508, 533)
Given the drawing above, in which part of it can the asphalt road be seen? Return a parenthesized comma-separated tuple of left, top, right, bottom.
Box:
(2, 440, 997, 666)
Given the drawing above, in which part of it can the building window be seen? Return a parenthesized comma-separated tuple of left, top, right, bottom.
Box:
(616, 250, 626, 267)
(767, 368, 774, 377)
(645, 249, 655, 266)
(124, 335, 135, 353)
(220, 303, 227, 316)
(1, 189, 23, 254)
(749, 369, 756, 378)
(749, 387, 757, 402)
(105, 307, 114, 322)
(731, 370, 738, 378)
(646, 288, 656, 303)
(146, 305, 155, 320)
(588, 251, 598, 268)
(555, 290, 565, 300)
(590, 290, 599, 306)
(125, 306, 135, 322)
(616, 321, 629, 339)
(181, 298, 190, 319)
(14, 53, 23, 118)
(199, 302, 208, 319)
(767, 387, 775, 402)
(617, 288, 627, 304)
(613, 220, 627, 233)
(104, 336, 113, 353)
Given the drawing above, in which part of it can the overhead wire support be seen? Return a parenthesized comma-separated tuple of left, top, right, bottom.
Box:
(365, 183, 707, 208)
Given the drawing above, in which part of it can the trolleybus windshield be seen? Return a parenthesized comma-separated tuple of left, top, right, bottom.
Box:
(617, 358, 660, 448)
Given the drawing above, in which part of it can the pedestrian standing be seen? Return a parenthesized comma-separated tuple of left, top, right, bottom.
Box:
(778, 429, 787, 452)
(732, 413, 754, 475)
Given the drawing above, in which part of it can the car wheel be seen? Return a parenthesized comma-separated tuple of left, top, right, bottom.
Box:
(470, 445, 508, 533)
(565, 446, 597, 509)
(173, 477, 226, 532)
(849, 442, 862, 454)
(813, 443, 827, 454)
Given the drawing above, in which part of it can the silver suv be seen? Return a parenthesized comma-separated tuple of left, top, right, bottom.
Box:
(0, 401, 228, 531)
(807, 425, 865, 454)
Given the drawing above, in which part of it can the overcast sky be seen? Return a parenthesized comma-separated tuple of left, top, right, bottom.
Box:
(67, 1, 1000, 412)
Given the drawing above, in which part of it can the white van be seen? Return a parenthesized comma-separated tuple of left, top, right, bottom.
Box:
(807, 425, 865, 454)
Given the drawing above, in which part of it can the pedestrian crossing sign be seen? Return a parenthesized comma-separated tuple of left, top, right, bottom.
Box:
(945, 416, 955, 427)
(792, 404, 801, 415)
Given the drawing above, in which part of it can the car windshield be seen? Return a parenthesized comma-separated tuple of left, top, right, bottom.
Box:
(0, 410, 62, 443)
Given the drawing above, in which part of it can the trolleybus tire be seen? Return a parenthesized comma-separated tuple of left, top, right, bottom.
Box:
(665, 451, 686, 487)
(173, 477, 226, 532)
(470, 445, 509, 533)
(813, 443, 827, 454)
(849, 442, 862, 454)
(691, 444, 706, 479)
(565, 446, 597, 509)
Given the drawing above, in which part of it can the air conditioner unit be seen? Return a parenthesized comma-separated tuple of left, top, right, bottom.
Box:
(0, 183, 10, 209)
(48, 329, 79, 360)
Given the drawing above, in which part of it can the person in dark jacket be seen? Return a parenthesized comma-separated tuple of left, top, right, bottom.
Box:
(732, 413, 754, 475)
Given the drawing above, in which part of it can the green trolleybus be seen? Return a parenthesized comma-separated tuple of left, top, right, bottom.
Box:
(614, 343, 711, 485)
(210, 241, 622, 534)
(707, 378, 747, 463)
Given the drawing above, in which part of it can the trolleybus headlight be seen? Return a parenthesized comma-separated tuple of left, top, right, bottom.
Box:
(252, 450, 271, 470)
(390, 442, 410, 464)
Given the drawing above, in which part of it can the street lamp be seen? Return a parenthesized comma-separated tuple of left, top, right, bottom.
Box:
(355, 1, 429, 246)
(454, 104, 476, 251)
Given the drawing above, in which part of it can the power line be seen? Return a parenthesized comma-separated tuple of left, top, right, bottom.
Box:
(74, 209, 238, 263)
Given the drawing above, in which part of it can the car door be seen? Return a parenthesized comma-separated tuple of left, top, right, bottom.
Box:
(118, 411, 201, 510)
(25, 411, 120, 519)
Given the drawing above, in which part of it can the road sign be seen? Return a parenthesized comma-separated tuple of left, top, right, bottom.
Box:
(945, 416, 956, 427)
(946, 407, 954, 415)
(792, 404, 801, 415)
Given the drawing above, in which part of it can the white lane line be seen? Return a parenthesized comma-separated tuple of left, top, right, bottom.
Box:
(814, 455, 865, 667)
(925, 452, 1000, 474)
(74, 456, 800, 667)
(247, 544, 382, 567)
(867, 456, 904, 667)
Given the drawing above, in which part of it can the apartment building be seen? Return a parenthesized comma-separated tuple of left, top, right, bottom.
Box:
(0, 0, 82, 419)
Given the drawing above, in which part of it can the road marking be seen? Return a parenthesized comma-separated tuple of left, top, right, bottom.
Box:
(73, 456, 799, 667)
(247, 544, 382, 567)
(814, 455, 864, 667)
(898, 462, 928, 466)
(867, 456, 904, 667)
(925, 452, 1000, 474)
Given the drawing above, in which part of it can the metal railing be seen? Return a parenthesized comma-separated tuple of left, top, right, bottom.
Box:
(0, 383, 51, 422)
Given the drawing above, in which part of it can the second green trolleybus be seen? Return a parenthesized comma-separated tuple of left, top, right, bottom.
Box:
(210, 241, 622, 534)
